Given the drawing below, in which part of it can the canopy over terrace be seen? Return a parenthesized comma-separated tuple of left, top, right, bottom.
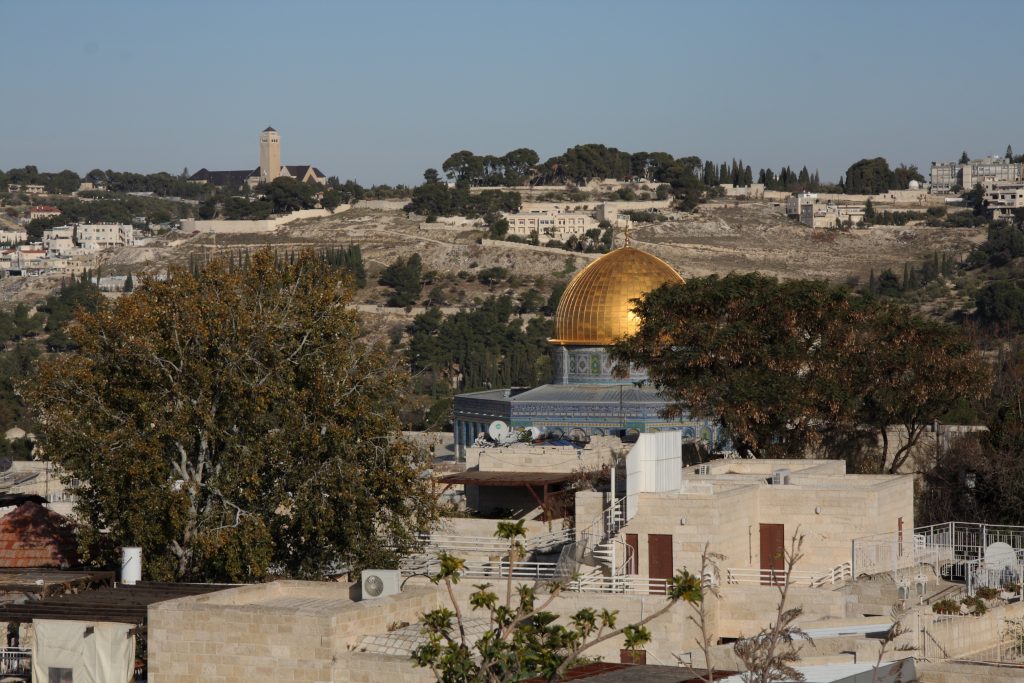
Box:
(0, 581, 231, 630)
(437, 471, 575, 521)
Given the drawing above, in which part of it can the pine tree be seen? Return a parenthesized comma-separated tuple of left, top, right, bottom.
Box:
(744, 165, 753, 186)
(902, 262, 910, 291)
(1007, 145, 1014, 160)
(123, 273, 134, 293)
(959, 151, 970, 164)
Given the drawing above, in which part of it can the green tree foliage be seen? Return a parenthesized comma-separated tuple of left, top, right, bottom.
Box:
(613, 274, 989, 471)
(406, 172, 522, 219)
(260, 177, 321, 213)
(223, 196, 273, 220)
(960, 151, 970, 164)
(537, 144, 633, 184)
(919, 345, 1024, 525)
(843, 157, 897, 194)
(22, 250, 436, 581)
(379, 254, 423, 307)
(38, 278, 103, 351)
(407, 296, 553, 396)
(970, 221, 1024, 267)
(976, 281, 1024, 332)
(442, 148, 540, 187)
(413, 522, 704, 682)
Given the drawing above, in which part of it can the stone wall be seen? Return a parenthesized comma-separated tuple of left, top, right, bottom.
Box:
(147, 581, 438, 683)
(179, 206, 349, 234)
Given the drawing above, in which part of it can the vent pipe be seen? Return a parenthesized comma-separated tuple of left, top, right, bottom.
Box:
(121, 547, 142, 585)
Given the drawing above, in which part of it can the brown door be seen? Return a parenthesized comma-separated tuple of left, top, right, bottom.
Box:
(648, 534, 673, 593)
(625, 534, 639, 575)
(759, 524, 785, 585)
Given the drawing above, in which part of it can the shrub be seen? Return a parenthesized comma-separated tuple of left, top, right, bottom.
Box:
(975, 586, 1000, 600)
(962, 596, 987, 615)
(931, 599, 959, 614)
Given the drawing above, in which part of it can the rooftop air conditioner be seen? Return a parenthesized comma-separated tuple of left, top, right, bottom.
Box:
(361, 569, 401, 600)
(771, 468, 791, 485)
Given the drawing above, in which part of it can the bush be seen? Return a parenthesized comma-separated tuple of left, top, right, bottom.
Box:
(975, 586, 999, 600)
(931, 599, 959, 614)
(962, 596, 987, 615)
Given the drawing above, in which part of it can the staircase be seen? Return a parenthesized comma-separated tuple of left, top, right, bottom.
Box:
(567, 496, 635, 579)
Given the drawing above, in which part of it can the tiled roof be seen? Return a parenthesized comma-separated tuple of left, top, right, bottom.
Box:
(0, 502, 78, 569)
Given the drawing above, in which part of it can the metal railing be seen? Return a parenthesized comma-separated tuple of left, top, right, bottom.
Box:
(852, 522, 1024, 579)
(416, 527, 574, 557)
(0, 647, 31, 676)
(416, 559, 561, 580)
(725, 562, 851, 587)
(567, 574, 673, 595)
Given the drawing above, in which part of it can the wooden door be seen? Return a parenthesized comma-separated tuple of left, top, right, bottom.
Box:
(759, 523, 785, 586)
(625, 534, 639, 575)
(648, 534, 673, 593)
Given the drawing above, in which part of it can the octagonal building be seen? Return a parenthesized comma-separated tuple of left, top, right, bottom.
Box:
(451, 247, 720, 457)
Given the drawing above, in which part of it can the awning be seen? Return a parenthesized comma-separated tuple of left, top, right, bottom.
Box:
(437, 471, 575, 521)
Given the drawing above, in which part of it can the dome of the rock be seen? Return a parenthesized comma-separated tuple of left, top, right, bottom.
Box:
(551, 247, 684, 346)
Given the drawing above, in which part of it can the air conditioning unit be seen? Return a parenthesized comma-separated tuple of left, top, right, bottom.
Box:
(771, 468, 791, 485)
(696, 464, 711, 476)
(361, 569, 401, 600)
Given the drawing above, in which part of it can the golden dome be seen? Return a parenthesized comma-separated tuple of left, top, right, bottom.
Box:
(551, 247, 684, 346)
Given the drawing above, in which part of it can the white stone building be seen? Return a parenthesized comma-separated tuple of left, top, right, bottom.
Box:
(501, 209, 597, 241)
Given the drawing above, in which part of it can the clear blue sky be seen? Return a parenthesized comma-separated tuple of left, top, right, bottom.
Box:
(1, 0, 1021, 186)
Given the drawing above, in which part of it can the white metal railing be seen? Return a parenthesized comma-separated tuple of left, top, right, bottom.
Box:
(415, 559, 561, 580)
(417, 527, 574, 556)
(568, 574, 673, 595)
(0, 647, 30, 676)
(852, 522, 1024, 579)
(725, 562, 851, 587)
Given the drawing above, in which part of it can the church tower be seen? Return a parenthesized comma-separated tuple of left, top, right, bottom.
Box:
(258, 127, 281, 183)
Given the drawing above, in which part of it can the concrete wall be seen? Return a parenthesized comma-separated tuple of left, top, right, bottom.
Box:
(612, 466, 913, 579)
(716, 584, 847, 637)
(147, 581, 438, 683)
(180, 206, 349, 234)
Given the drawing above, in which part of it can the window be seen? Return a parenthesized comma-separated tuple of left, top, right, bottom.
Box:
(49, 669, 73, 683)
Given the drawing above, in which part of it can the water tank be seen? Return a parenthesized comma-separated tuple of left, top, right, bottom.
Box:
(122, 547, 142, 585)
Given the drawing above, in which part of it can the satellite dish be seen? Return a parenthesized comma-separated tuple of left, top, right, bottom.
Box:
(985, 542, 1016, 571)
(0, 458, 11, 473)
(526, 426, 543, 441)
(568, 427, 589, 444)
(488, 421, 510, 442)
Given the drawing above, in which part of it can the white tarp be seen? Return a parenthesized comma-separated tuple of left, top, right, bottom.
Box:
(32, 619, 135, 683)
(625, 431, 682, 520)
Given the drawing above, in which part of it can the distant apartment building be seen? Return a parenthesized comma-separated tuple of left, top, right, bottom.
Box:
(930, 155, 1024, 194)
(7, 184, 45, 195)
(986, 182, 1024, 220)
(41, 227, 76, 257)
(28, 205, 61, 221)
(0, 229, 26, 246)
(785, 191, 818, 217)
(501, 210, 597, 241)
(75, 223, 135, 249)
(799, 201, 865, 229)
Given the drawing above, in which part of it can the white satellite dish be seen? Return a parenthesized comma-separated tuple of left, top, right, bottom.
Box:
(488, 421, 510, 442)
(985, 542, 1016, 571)
(525, 426, 543, 441)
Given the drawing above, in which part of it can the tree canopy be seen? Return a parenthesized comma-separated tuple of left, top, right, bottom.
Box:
(23, 250, 436, 582)
(612, 274, 989, 471)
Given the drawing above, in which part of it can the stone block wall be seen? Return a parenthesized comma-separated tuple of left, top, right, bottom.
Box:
(147, 581, 438, 683)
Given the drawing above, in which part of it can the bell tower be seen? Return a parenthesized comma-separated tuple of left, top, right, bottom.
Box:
(258, 127, 281, 183)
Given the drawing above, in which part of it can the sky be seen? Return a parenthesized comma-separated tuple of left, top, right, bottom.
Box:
(1, 0, 1022, 186)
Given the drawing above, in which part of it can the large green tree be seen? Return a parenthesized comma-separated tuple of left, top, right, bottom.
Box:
(613, 274, 989, 469)
(23, 250, 436, 582)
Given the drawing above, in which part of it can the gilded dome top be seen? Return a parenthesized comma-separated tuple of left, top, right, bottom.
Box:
(551, 247, 684, 346)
